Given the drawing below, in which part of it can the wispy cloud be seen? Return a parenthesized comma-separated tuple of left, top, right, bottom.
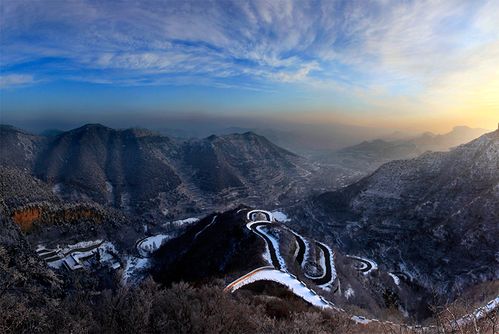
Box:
(1, 0, 498, 124)
(0, 74, 36, 88)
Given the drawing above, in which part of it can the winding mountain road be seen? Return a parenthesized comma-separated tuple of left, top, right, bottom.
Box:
(229, 208, 498, 331)
(288, 227, 335, 287)
(246, 209, 334, 287)
(247, 221, 282, 270)
(314, 242, 333, 285)
(346, 255, 377, 275)
(292, 233, 305, 266)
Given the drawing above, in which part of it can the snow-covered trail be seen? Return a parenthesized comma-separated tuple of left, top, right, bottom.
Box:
(315, 242, 336, 287)
(246, 209, 273, 222)
(136, 234, 171, 258)
(225, 267, 334, 309)
(194, 215, 218, 240)
(224, 267, 386, 325)
(226, 267, 499, 330)
(454, 295, 499, 327)
(346, 255, 378, 275)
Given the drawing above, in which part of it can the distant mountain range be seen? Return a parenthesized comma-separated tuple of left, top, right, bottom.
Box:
(155, 122, 395, 154)
(322, 126, 489, 173)
(290, 127, 499, 294)
(0, 124, 314, 220)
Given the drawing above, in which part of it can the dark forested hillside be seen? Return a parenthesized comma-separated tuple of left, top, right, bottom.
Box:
(0, 124, 315, 219)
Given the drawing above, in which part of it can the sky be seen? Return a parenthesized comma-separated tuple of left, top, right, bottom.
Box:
(1, 0, 498, 133)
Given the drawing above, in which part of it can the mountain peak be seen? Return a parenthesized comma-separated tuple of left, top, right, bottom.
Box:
(66, 123, 113, 135)
(242, 131, 259, 137)
(216, 131, 260, 139)
(420, 131, 435, 137)
(452, 125, 471, 131)
(77, 123, 110, 131)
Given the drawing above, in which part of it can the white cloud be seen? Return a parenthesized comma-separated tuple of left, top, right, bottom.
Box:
(0, 74, 36, 88)
(272, 62, 320, 82)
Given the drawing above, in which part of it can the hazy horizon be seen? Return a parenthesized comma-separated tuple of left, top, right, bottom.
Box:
(1, 111, 493, 139)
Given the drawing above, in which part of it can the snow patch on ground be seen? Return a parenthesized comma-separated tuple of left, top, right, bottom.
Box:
(304, 245, 326, 280)
(136, 234, 171, 257)
(105, 181, 114, 203)
(399, 305, 409, 318)
(389, 272, 400, 286)
(120, 192, 131, 211)
(285, 228, 310, 268)
(398, 262, 416, 281)
(165, 217, 200, 228)
(344, 287, 355, 299)
(63, 240, 102, 254)
(122, 256, 150, 285)
(302, 238, 311, 263)
(99, 242, 118, 262)
(261, 243, 273, 265)
(52, 183, 63, 194)
(317, 245, 327, 279)
(271, 210, 290, 222)
(105, 181, 113, 193)
(351, 315, 371, 324)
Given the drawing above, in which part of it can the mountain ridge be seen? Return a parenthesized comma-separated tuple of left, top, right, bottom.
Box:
(321, 125, 490, 174)
(0, 123, 315, 220)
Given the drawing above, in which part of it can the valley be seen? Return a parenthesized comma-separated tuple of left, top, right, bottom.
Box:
(0, 123, 497, 333)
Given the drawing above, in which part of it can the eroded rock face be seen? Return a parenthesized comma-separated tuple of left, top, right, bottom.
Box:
(292, 129, 499, 295)
(12, 206, 42, 232)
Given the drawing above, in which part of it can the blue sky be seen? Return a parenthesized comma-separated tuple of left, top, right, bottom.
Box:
(1, 0, 498, 131)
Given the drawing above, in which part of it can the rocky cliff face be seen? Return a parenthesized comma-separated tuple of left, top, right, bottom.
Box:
(292, 129, 499, 295)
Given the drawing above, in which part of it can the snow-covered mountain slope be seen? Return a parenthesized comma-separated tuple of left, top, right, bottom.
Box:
(0, 124, 317, 220)
(292, 128, 499, 295)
